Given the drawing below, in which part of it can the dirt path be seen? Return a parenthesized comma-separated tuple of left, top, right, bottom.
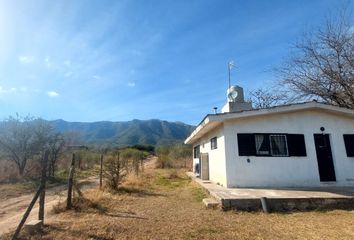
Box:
(0, 157, 156, 237)
(0, 177, 98, 236)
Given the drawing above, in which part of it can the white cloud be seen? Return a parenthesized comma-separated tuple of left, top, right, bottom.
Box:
(63, 60, 71, 66)
(47, 91, 59, 97)
(64, 71, 73, 78)
(0, 86, 17, 94)
(0, 86, 27, 94)
(44, 57, 52, 67)
(18, 55, 34, 63)
(27, 74, 37, 79)
(127, 82, 136, 87)
(93, 75, 101, 80)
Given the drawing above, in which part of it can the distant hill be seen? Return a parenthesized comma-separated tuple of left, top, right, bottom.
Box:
(50, 119, 195, 146)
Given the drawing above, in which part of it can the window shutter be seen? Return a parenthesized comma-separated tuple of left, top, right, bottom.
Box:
(343, 135, 354, 157)
(237, 134, 256, 156)
(287, 134, 307, 156)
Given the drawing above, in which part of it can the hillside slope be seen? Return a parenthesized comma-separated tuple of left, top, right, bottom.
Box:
(51, 119, 194, 146)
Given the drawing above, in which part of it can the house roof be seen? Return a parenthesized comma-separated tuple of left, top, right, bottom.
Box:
(184, 101, 354, 145)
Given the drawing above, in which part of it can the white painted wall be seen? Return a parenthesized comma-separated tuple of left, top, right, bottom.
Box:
(223, 110, 354, 187)
(192, 124, 228, 186)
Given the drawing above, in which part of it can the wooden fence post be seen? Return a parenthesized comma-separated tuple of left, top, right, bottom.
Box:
(100, 154, 103, 189)
(11, 186, 43, 240)
(38, 150, 49, 224)
(66, 153, 76, 209)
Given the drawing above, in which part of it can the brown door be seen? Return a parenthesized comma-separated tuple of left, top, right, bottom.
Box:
(200, 153, 209, 180)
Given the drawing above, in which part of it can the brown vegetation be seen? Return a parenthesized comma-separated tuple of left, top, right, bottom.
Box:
(4, 163, 354, 240)
(155, 144, 192, 169)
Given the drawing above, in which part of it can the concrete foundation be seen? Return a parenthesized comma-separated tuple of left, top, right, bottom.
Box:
(23, 220, 43, 234)
(203, 198, 220, 209)
(188, 172, 354, 212)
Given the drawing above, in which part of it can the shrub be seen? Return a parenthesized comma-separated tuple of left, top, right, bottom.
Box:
(103, 153, 128, 191)
(155, 144, 192, 169)
(120, 148, 147, 176)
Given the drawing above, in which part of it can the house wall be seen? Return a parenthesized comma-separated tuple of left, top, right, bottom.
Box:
(224, 110, 354, 188)
(192, 125, 227, 186)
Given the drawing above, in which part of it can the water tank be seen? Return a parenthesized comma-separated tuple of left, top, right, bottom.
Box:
(227, 85, 245, 102)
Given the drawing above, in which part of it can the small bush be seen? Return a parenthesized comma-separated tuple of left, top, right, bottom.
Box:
(53, 195, 106, 214)
(155, 144, 192, 169)
(103, 154, 128, 191)
(124, 172, 146, 188)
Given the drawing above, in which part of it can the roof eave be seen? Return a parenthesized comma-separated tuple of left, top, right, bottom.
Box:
(184, 101, 354, 145)
(184, 115, 221, 144)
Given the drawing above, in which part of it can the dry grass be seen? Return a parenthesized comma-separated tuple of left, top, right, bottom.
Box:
(0, 181, 38, 201)
(4, 167, 354, 240)
(0, 161, 20, 183)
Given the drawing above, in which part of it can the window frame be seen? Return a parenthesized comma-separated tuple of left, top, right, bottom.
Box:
(193, 145, 200, 158)
(238, 133, 300, 157)
(343, 134, 354, 157)
(269, 134, 289, 157)
(255, 134, 271, 156)
(210, 137, 218, 150)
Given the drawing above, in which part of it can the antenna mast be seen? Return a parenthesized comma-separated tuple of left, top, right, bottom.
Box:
(228, 61, 235, 89)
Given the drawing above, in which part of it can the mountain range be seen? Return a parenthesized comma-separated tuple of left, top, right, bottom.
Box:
(50, 119, 195, 146)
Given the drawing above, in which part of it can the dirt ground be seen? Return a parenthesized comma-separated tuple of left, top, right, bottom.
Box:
(2, 158, 354, 240)
(0, 177, 98, 236)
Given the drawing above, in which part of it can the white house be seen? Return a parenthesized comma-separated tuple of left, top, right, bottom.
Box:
(185, 86, 354, 188)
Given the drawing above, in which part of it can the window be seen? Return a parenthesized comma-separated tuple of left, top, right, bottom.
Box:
(255, 134, 288, 156)
(287, 134, 307, 156)
(238, 133, 306, 157)
(255, 134, 270, 155)
(270, 135, 288, 156)
(211, 137, 218, 150)
(193, 145, 200, 158)
(237, 134, 256, 156)
(343, 135, 354, 157)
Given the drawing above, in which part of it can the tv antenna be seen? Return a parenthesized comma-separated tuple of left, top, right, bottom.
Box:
(228, 61, 236, 89)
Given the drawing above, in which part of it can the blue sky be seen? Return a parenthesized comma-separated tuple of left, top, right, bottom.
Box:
(0, 0, 352, 125)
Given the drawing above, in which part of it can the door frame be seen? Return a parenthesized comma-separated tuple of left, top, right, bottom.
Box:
(313, 133, 336, 182)
(200, 153, 209, 181)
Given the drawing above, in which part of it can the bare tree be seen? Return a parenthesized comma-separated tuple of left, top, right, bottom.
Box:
(278, 7, 354, 108)
(32, 119, 54, 151)
(0, 115, 38, 176)
(104, 152, 128, 190)
(47, 133, 65, 177)
(248, 88, 289, 109)
(120, 148, 145, 176)
(0, 115, 56, 177)
(168, 144, 192, 168)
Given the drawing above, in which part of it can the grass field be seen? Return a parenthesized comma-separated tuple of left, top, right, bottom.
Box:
(3, 166, 354, 240)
